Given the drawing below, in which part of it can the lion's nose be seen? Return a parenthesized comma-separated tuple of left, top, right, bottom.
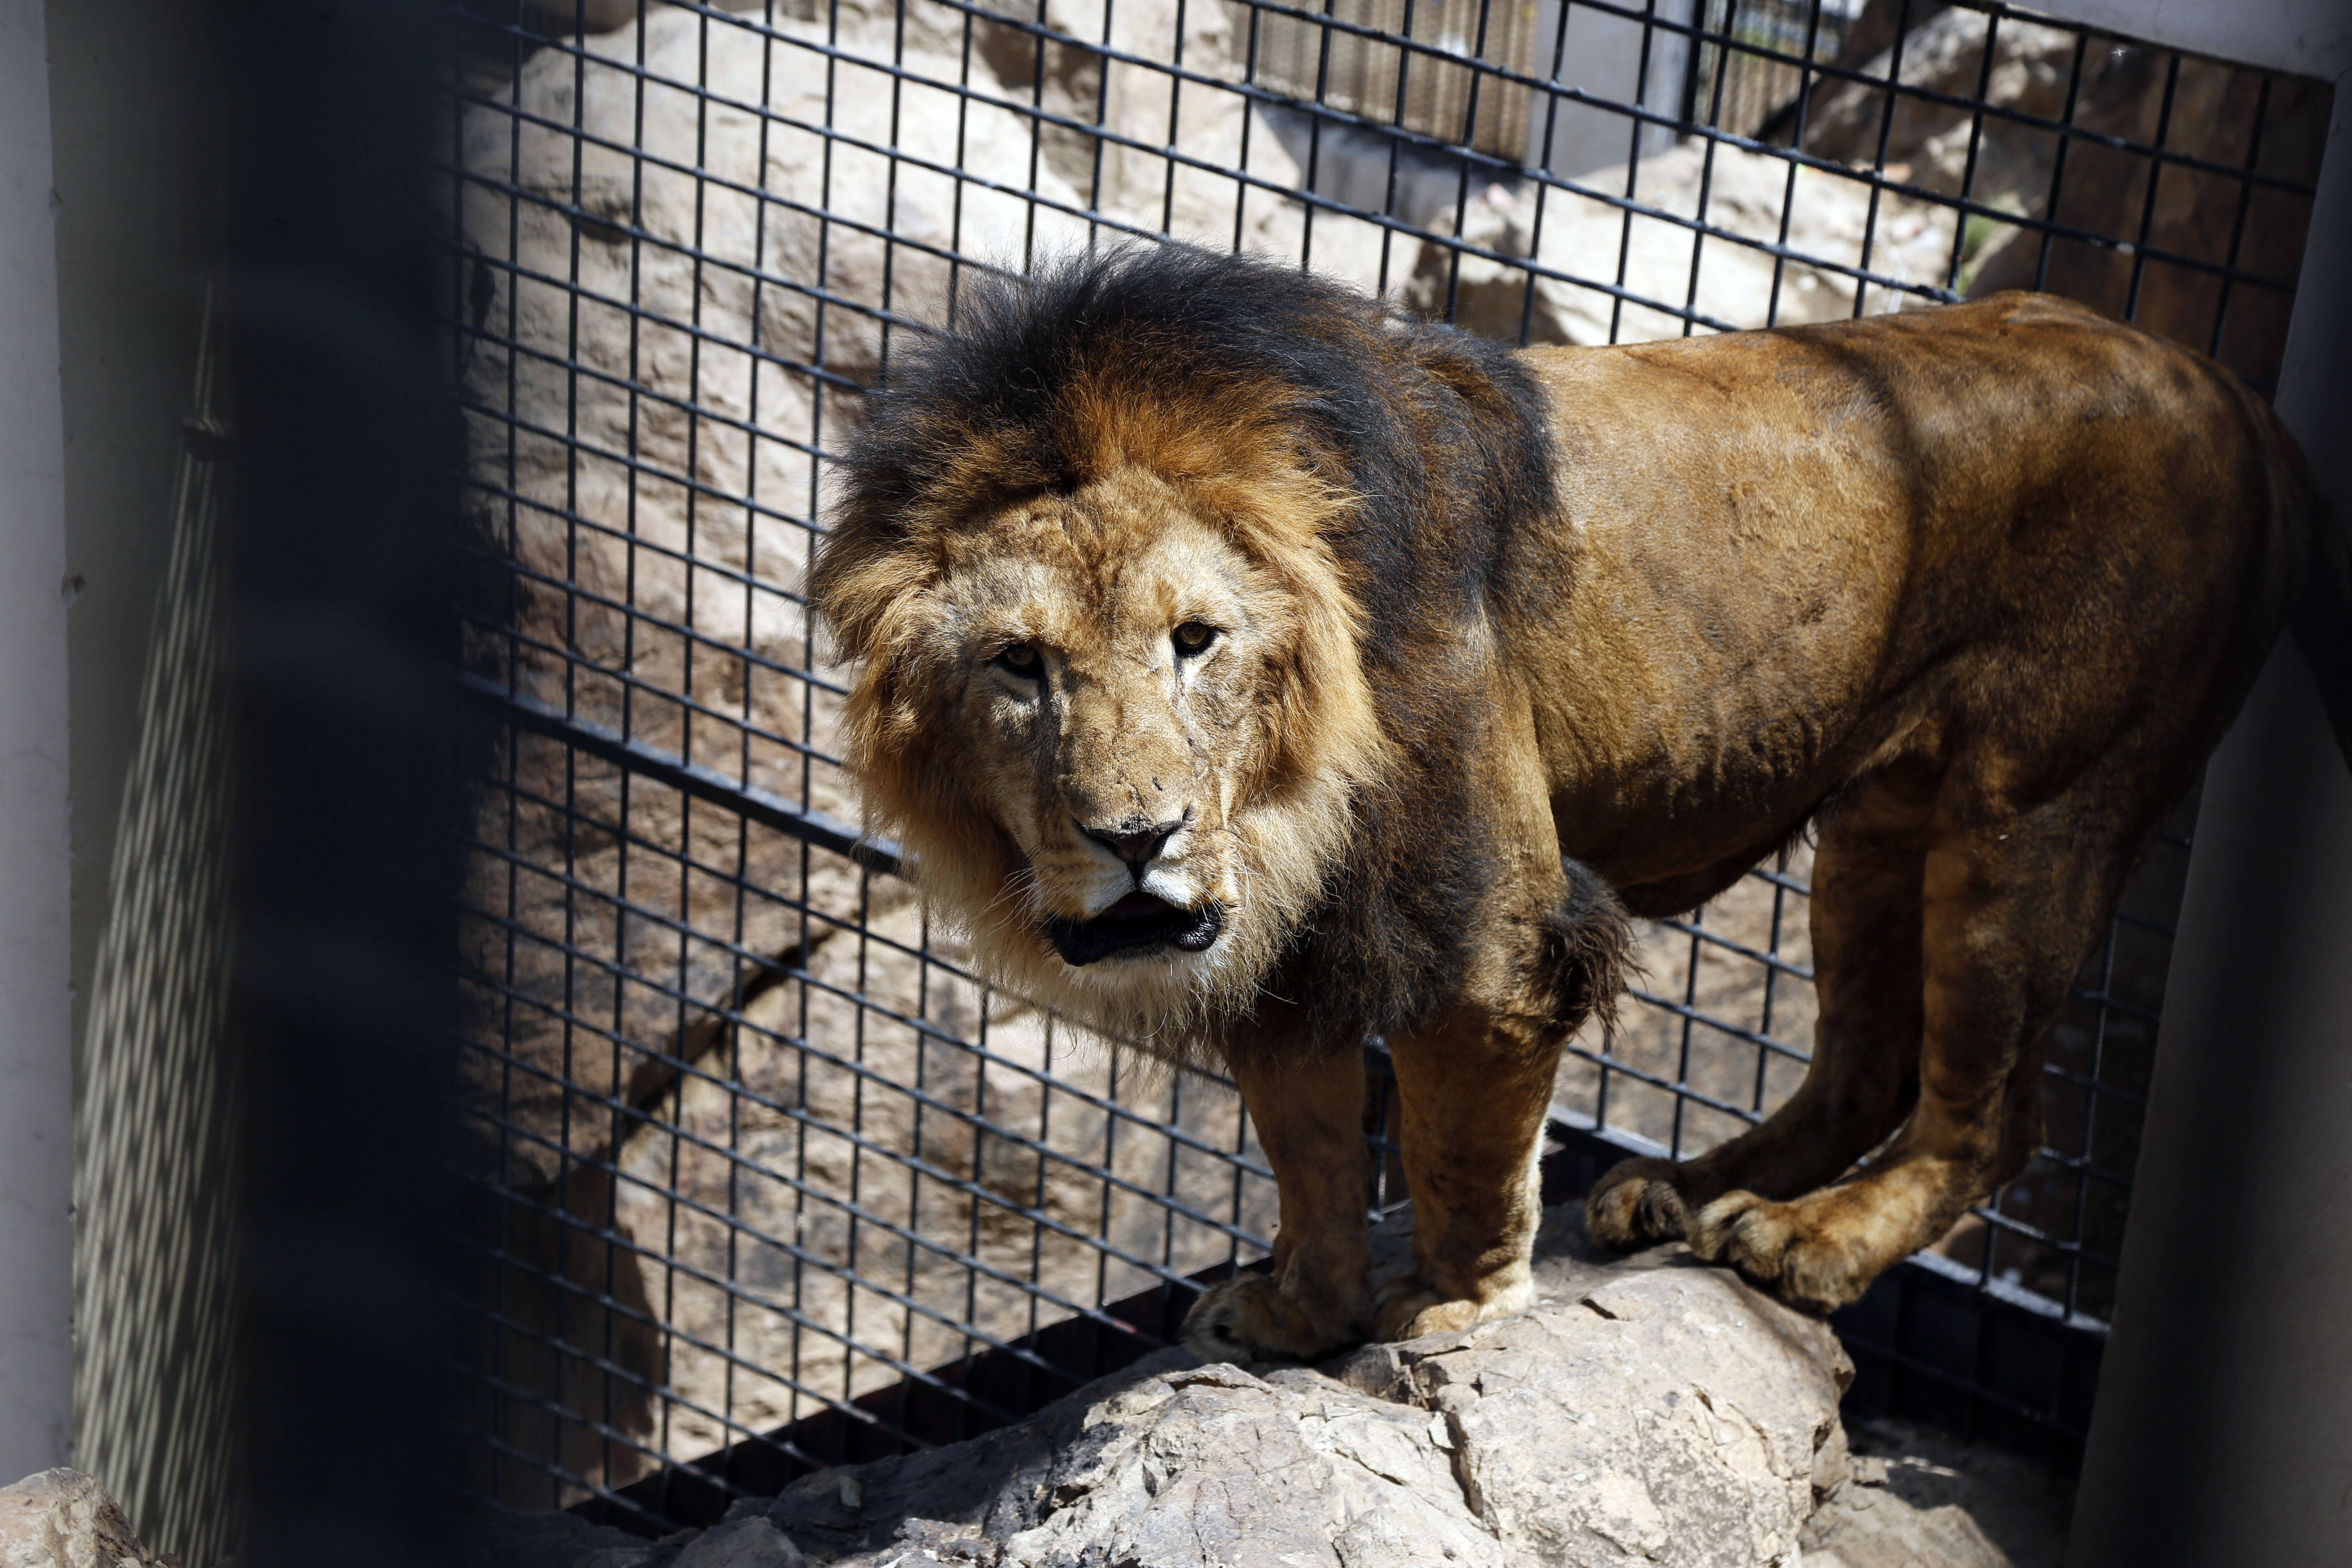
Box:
(1078, 817, 1185, 867)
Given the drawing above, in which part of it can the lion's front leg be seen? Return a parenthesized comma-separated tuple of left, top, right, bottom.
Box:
(1374, 1007, 1562, 1341)
(1180, 1051, 1373, 1365)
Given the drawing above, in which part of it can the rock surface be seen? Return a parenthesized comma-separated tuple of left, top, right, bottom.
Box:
(0, 1470, 175, 1568)
(1802, 1419, 2071, 1568)
(1406, 140, 1957, 349)
(756, 1209, 1850, 1567)
(469, 1206, 2066, 1566)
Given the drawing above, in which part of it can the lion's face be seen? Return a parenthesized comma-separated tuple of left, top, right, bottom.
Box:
(942, 474, 1259, 956)
(821, 458, 1385, 1044)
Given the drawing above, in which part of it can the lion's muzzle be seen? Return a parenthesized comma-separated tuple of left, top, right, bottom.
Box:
(1045, 892, 1226, 966)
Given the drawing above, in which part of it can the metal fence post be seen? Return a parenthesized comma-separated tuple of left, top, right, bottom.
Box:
(221, 1, 462, 1561)
(2065, 63, 2352, 1567)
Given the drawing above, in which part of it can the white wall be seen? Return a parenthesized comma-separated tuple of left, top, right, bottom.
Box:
(0, 0, 77, 1482)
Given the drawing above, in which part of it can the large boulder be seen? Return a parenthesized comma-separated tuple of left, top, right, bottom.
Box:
(470, 1206, 2060, 1566)
(757, 1208, 1851, 1567)
(1405, 140, 1957, 347)
(1792, 8, 2082, 217)
(0, 1471, 173, 1568)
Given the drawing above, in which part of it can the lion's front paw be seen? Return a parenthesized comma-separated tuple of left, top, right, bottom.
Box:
(1688, 1190, 1871, 1314)
(1180, 1274, 1363, 1365)
(1370, 1274, 1531, 1342)
(1585, 1156, 1692, 1250)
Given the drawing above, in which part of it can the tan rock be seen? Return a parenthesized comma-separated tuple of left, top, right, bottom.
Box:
(0, 1471, 173, 1568)
(1802, 1418, 2072, 1568)
(1408, 140, 1958, 347)
(1797, 9, 2082, 214)
(748, 1206, 1850, 1567)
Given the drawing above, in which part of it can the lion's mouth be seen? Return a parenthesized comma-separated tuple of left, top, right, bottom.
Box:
(1044, 891, 1226, 966)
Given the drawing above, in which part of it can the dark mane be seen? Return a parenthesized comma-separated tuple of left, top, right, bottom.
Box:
(841, 245, 1557, 636)
(833, 244, 1569, 1055)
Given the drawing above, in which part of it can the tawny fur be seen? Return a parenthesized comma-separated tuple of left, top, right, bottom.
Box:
(814, 245, 2345, 1354)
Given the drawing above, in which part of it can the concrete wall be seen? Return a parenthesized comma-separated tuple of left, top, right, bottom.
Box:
(41, 5, 234, 1560)
(46, 0, 222, 1089)
(0, 0, 232, 1544)
(0, 0, 77, 1485)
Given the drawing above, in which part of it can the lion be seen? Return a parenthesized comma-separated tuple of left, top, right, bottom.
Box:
(811, 245, 2348, 1361)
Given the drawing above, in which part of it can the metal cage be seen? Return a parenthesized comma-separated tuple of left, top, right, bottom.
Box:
(444, 0, 2330, 1527)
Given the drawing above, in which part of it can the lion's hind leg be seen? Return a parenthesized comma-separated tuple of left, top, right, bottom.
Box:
(1688, 772, 2141, 1312)
(1588, 763, 1936, 1250)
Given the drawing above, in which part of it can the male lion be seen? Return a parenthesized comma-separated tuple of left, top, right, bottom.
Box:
(811, 245, 2348, 1360)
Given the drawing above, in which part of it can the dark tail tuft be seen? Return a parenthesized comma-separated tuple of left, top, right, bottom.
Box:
(1547, 858, 1637, 1036)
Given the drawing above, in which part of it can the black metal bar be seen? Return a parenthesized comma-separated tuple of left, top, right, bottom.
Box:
(459, 670, 898, 877)
(228, 0, 463, 1558)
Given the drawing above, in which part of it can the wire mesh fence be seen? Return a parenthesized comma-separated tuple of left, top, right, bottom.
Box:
(444, 0, 2330, 1526)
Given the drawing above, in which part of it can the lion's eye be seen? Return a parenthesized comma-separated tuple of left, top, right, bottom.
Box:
(1172, 621, 1218, 657)
(995, 642, 1042, 677)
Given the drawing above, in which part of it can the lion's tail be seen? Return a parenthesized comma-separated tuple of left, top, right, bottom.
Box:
(2291, 464, 2352, 773)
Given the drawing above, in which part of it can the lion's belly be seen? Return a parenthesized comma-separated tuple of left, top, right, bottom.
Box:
(1535, 669, 1912, 897)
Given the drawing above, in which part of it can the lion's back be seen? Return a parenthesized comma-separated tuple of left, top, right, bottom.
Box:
(1511, 295, 2308, 876)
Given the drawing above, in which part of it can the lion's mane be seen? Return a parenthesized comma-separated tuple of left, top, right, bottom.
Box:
(813, 245, 1607, 1060)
